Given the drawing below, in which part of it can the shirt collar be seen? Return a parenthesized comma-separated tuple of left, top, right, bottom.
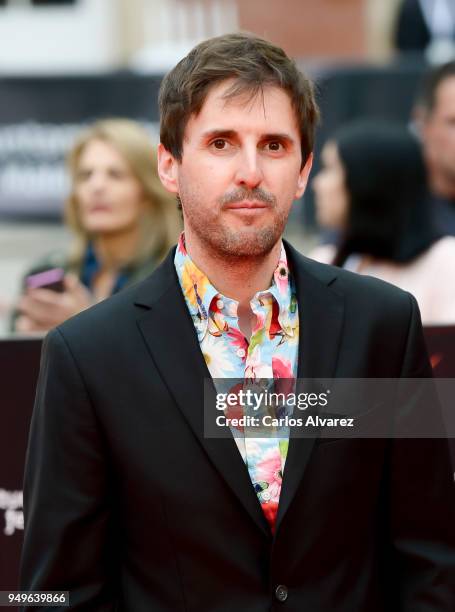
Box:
(174, 232, 294, 342)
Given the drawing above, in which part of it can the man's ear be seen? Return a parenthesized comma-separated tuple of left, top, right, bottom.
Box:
(157, 143, 179, 194)
(295, 152, 313, 199)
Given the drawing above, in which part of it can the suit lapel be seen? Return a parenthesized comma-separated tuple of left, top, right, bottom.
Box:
(275, 243, 345, 532)
(134, 251, 270, 537)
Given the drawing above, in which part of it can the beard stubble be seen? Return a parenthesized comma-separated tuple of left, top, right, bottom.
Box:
(179, 185, 290, 262)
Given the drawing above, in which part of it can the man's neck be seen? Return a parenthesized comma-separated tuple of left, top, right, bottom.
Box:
(429, 170, 455, 201)
(184, 233, 283, 307)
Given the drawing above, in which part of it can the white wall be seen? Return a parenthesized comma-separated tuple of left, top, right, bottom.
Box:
(130, 0, 239, 73)
(0, 0, 240, 75)
(0, 0, 123, 74)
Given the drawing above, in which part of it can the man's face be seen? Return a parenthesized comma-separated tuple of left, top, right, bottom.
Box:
(158, 80, 312, 259)
(422, 76, 455, 191)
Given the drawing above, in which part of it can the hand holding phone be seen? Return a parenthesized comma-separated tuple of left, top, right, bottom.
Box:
(16, 271, 92, 332)
(25, 267, 65, 293)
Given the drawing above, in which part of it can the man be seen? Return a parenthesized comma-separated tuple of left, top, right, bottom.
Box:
(21, 33, 455, 611)
(415, 60, 455, 234)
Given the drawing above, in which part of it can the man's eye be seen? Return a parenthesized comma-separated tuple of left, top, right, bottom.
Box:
(212, 139, 227, 150)
(267, 141, 283, 151)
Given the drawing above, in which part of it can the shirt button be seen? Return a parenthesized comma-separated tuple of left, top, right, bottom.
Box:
(216, 299, 224, 309)
(236, 348, 246, 358)
(275, 584, 288, 602)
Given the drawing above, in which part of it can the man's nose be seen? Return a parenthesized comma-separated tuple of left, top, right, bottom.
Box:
(234, 148, 263, 190)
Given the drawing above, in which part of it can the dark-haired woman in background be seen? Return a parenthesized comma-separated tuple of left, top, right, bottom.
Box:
(310, 120, 455, 324)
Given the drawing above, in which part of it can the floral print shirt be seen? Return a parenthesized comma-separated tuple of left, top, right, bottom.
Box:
(174, 233, 299, 532)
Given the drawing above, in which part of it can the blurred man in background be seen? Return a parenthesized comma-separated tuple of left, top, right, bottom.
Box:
(415, 61, 455, 234)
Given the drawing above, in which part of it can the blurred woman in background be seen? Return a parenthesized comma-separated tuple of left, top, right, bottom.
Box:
(14, 118, 181, 332)
(311, 120, 455, 325)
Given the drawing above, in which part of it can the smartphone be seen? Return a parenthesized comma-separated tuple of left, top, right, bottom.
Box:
(25, 267, 65, 293)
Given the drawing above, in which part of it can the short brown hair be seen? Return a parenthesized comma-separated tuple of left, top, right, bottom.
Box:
(159, 32, 319, 166)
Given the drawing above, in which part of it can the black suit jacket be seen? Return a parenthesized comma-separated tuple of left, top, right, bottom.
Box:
(20, 243, 455, 611)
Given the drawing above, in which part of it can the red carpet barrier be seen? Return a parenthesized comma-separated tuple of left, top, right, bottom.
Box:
(424, 325, 455, 378)
(0, 337, 42, 595)
(424, 325, 455, 469)
(0, 328, 452, 593)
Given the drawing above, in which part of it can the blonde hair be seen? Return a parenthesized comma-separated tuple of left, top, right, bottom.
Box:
(65, 118, 181, 266)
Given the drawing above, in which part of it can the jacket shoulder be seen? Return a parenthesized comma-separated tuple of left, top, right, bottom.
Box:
(289, 243, 414, 310)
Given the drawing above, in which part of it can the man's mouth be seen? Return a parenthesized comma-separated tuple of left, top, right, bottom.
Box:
(225, 201, 268, 210)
